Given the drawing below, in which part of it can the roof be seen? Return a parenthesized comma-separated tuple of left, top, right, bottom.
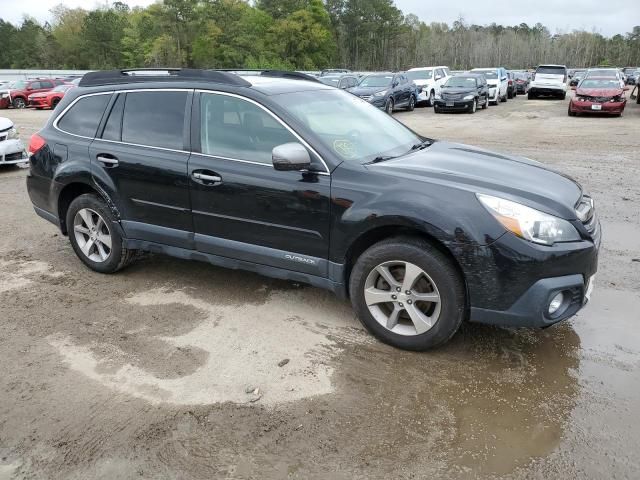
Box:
(408, 66, 449, 71)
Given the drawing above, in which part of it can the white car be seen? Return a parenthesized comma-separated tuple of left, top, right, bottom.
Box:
(0, 117, 27, 166)
(528, 64, 568, 99)
(471, 68, 509, 104)
(406, 66, 451, 106)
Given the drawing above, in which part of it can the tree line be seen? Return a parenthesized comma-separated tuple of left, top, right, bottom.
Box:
(1, 0, 638, 72)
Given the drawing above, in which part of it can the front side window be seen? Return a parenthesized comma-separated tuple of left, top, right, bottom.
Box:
(40, 81, 54, 89)
(121, 91, 187, 150)
(30, 82, 41, 90)
(57, 94, 111, 138)
(200, 93, 297, 165)
(275, 89, 421, 164)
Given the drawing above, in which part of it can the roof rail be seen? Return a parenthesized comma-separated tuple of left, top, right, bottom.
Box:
(78, 68, 252, 88)
(216, 69, 321, 83)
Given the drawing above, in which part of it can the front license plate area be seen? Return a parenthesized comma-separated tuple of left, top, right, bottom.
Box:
(591, 104, 602, 110)
(446, 102, 454, 107)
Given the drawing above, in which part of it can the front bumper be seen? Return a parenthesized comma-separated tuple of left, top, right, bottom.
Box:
(28, 97, 49, 108)
(0, 97, 9, 109)
(434, 98, 474, 111)
(488, 87, 499, 102)
(0, 138, 28, 164)
(569, 99, 626, 114)
(451, 226, 600, 328)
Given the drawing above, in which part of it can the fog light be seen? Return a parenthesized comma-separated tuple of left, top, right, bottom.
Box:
(548, 292, 564, 315)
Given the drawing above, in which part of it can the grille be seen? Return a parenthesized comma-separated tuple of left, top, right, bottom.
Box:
(4, 152, 25, 161)
(442, 93, 463, 100)
(583, 96, 614, 103)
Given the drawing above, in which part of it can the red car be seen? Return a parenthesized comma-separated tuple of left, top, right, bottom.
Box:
(568, 77, 627, 116)
(0, 78, 65, 109)
(28, 84, 75, 110)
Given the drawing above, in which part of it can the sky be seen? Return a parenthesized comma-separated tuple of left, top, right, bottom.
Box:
(0, 0, 637, 37)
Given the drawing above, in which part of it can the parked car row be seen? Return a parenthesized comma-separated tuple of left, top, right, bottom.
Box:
(0, 77, 79, 110)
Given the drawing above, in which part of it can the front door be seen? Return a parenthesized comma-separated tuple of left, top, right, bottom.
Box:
(188, 91, 331, 277)
(90, 89, 193, 247)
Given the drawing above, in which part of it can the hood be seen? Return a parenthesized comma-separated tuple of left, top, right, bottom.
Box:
(368, 141, 582, 219)
(412, 79, 432, 87)
(576, 87, 623, 97)
(348, 86, 389, 96)
(0, 117, 14, 130)
(440, 87, 476, 95)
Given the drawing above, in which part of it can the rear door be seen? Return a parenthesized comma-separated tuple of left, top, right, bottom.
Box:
(188, 91, 331, 276)
(89, 89, 193, 248)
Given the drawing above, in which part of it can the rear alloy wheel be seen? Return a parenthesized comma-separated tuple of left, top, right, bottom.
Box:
(469, 98, 477, 114)
(67, 194, 135, 273)
(385, 98, 394, 115)
(12, 97, 26, 109)
(349, 237, 465, 350)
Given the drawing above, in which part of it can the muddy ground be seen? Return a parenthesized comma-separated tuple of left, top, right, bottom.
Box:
(0, 92, 639, 479)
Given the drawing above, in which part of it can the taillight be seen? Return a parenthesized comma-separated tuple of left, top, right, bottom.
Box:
(28, 133, 46, 156)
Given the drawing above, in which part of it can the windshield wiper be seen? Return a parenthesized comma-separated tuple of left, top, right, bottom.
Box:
(366, 155, 397, 164)
(409, 139, 433, 152)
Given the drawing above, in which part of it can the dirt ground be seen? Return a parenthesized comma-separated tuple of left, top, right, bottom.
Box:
(1, 91, 639, 480)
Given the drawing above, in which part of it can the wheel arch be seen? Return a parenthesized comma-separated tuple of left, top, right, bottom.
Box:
(342, 224, 469, 308)
(57, 181, 119, 235)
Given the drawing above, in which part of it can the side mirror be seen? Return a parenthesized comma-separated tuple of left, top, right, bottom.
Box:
(272, 143, 311, 172)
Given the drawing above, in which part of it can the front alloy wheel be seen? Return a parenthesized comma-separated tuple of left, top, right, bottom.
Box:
(364, 261, 441, 336)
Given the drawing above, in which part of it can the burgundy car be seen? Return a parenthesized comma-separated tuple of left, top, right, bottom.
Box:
(568, 77, 627, 117)
(0, 78, 65, 109)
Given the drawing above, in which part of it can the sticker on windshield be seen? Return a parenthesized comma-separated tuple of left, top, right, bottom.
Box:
(333, 139, 356, 159)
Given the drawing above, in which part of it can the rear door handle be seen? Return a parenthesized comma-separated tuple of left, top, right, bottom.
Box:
(97, 155, 118, 166)
(192, 171, 222, 185)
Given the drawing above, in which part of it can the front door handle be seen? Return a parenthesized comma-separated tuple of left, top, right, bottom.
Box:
(97, 155, 118, 167)
(192, 171, 222, 185)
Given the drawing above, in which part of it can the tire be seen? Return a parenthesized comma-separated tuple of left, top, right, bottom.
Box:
(507, 89, 513, 99)
(427, 90, 435, 107)
(568, 105, 576, 116)
(469, 98, 477, 114)
(501, 93, 507, 102)
(528, 91, 535, 100)
(434, 105, 441, 113)
(66, 194, 135, 274)
(51, 98, 60, 109)
(385, 98, 394, 115)
(349, 237, 466, 351)
(406, 95, 416, 111)
(561, 92, 567, 100)
(12, 97, 26, 109)
(481, 95, 488, 109)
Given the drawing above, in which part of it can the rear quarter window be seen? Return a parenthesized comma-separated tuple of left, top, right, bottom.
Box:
(57, 93, 112, 138)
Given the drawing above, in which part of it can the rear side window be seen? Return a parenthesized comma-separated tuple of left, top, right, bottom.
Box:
(57, 94, 111, 138)
(121, 91, 187, 150)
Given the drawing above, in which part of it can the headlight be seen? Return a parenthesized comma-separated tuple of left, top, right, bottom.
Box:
(477, 194, 581, 245)
(1, 93, 9, 99)
(463, 94, 474, 100)
(7, 127, 19, 140)
(373, 90, 387, 97)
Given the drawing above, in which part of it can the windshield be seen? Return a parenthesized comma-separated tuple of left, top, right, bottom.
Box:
(406, 70, 433, 81)
(319, 77, 340, 86)
(443, 76, 477, 88)
(536, 66, 566, 75)
(587, 69, 617, 78)
(358, 75, 393, 88)
(474, 70, 497, 79)
(579, 79, 622, 89)
(275, 89, 421, 164)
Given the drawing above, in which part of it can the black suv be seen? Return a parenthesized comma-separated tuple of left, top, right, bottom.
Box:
(434, 73, 490, 113)
(348, 72, 417, 114)
(26, 69, 600, 351)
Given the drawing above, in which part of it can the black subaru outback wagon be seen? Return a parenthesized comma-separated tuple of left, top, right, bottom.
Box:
(26, 69, 600, 351)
